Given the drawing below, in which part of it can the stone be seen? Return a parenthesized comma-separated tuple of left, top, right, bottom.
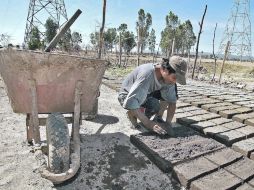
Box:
(214, 130, 247, 146)
(245, 119, 254, 127)
(173, 157, 218, 188)
(232, 138, 254, 157)
(225, 158, 254, 181)
(219, 108, 253, 119)
(190, 169, 242, 190)
(204, 148, 242, 167)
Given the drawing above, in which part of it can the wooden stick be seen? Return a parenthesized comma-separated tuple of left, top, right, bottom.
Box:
(192, 5, 207, 79)
(219, 41, 230, 84)
(29, 79, 40, 144)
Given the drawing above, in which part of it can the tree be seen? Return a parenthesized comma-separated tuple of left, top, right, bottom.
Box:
(58, 30, 71, 51)
(160, 11, 179, 57)
(136, 9, 152, 53)
(104, 28, 117, 52)
(148, 28, 156, 54)
(72, 31, 82, 44)
(45, 18, 58, 43)
(122, 31, 136, 54)
(90, 32, 99, 50)
(28, 26, 41, 50)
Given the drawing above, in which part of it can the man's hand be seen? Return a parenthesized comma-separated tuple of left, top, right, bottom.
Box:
(148, 121, 167, 135)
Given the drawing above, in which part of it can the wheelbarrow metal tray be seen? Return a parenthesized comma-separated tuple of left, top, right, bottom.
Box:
(0, 49, 107, 113)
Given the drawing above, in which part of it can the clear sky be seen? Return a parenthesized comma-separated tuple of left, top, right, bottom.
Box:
(0, 0, 253, 55)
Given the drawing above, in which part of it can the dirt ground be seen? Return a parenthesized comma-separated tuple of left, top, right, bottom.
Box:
(0, 77, 181, 190)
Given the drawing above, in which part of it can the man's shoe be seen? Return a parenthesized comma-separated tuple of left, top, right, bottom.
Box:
(153, 115, 165, 123)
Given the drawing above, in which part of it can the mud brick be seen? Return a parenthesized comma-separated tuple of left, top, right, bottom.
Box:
(225, 158, 254, 181)
(189, 110, 209, 116)
(203, 126, 230, 137)
(182, 96, 204, 103)
(225, 98, 250, 103)
(214, 130, 247, 146)
(250, 152, 254, 160)
(210, 105, 236, 114)
(236, 183, 254, 190)
(245, 104, 254, 108)
(190, 121, 216, 132)
(232, 113, 254, 123)
(204, 148, 242, 167)
(201, 102, 232, 111)
(190, 169, 242, 190)
(177, 117, 199, 126)
(173, 157, 218, 188)
(232, 138, 254, 157)
(248, 178, 254, 186)
(175, 108, 186, 113)
(209, 117, 232, 125)
(235, 101, 254, 106)
(130, 131, 224, 172)
(175, 112, 194, 119)
(219, 107, 253, 119)
(220, 121, 246, 130)
(191, 100, 221, 107)
(177, 102, 191, 108)
(182, 106, 201, 112)
(236, 126, 254, 138)
(245, 119, 254, 127)
(200, 113, 220, 120)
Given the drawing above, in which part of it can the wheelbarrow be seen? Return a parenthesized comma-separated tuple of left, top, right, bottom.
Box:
(0, 49, 108, 183)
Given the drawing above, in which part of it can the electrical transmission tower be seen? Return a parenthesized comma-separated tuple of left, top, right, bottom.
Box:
(24, 0, 69, 44)
(218, 0, 252, 61)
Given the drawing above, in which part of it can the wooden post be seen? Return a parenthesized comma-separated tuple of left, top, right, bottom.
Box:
(73, 81, 83, 146)
(137, 27, 140, 66)
(26, 114, 33, 144)
(219, 41, 230, 84)
(44, 9, 82, 52)
(192, 5, 207, 79)
(29, 79, 40, 144)
(119, 34, 122, 67)
(212, 23, 218, 81)
(98, 0, 107, 59)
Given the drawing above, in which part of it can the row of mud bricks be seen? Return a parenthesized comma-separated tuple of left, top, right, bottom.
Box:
(131, 83, 254, 189)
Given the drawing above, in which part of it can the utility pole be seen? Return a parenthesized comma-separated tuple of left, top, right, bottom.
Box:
(24, 0, 69, 45)
(218, 0, 252, 61)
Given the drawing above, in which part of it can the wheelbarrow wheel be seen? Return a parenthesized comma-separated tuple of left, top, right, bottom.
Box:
(46, 113, 70, 174)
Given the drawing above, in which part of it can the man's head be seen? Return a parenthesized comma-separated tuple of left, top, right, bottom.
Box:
(160, 56, 187, 85)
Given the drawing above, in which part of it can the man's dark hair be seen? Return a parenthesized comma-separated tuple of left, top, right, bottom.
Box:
(161, 58, 176, 74)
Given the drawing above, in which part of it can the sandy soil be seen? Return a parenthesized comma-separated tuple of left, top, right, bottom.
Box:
(0, 77, 181, 190)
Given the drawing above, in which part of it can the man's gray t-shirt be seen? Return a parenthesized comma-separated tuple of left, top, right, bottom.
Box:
(118, 63, 177, 110)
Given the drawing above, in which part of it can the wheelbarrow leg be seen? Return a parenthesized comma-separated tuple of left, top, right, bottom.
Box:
(26, 114, 33, 144)
(29, 79, 41, 144)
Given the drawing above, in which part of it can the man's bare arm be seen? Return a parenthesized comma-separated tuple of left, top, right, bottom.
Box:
(166, 102, 176, 124)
